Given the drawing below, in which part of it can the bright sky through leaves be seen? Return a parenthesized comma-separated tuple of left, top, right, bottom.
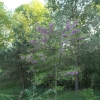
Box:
(1, 0, 45, 10)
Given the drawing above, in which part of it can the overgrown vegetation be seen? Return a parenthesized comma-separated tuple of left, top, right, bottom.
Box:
(0, 0, 100, 100)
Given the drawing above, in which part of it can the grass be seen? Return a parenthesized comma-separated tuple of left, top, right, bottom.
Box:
(43, 90, 84, 100)
(0, 86, 23, 100)
(0, 86, 100, 100)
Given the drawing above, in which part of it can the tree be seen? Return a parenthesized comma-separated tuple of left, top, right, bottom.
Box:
(45, 0, 100, 91)
(0, 1, 11, 48)
(20, 18, 83, 100)
(9, 0, 51, 89)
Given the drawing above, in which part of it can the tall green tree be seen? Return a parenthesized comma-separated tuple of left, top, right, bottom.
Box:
(10, 0, 50, 89)
(0, 1, 11, 48)
(45, 0, 100, 91)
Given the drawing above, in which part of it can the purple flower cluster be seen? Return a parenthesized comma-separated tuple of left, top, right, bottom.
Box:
(49, 23, 54, 32)
(66, 23, 72, 31)
(62, 29, 66, 33)
(71, 20, 79, 28)
(36, 24, 48, 34)
(62, 34, 67, 37)
(32, 60, 38, 64)
(24, 19, 82, 68)
(66, 19, 70, 23)
(77, 37, 84, 41)
(29, 40, 36, 44)
(20, 55, 25, 60)
(42, 38, 47, 43)
(65, 20, 78, 30)
(39, 54, 44, 57)
(71, 29, 79, 35)
(61, 20, 80, 41)
(64, 71, 78, 76)
(74, 20, 78, 25)
(41, 28, 48, 34)
(39, 54, 45, 62)
(27, 49, 37, 53)
(26, 54, 33, 62)
(23, 54, 38, 64)
(36, 26, 41, 32)
(27, 50, 30, 53)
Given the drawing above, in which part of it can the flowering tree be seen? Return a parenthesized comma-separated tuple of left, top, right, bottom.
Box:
(20, 18, 85, 100)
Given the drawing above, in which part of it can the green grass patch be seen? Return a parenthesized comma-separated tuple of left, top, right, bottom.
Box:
(0, 86, 23, 100)
(0, 86, 100, 100)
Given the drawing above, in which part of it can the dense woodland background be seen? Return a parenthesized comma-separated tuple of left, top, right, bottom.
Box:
(0, 0, 100, 100)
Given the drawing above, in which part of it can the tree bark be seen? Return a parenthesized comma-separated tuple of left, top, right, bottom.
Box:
(20, 65, 25, 89)
(75, 73, 79, 91)
(75, 41, 80, 91)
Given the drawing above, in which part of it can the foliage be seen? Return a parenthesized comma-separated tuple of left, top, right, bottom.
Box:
(25, 86, 43, 100)
(0, 1, 12, 48)
(0, 0, 51, 89)
(0, 0, 100, 100)
(20, 18, 83, 100)
(79, 88, 99, 100)
(46, 0, 100, 90)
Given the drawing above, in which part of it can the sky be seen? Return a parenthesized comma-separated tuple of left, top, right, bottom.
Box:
(1, 0, 45, 10)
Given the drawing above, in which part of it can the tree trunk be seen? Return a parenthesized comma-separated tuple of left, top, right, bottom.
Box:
(75, 44, 79, 91)
(75, 73, 79, 91)
(20, 65, 25, 89)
